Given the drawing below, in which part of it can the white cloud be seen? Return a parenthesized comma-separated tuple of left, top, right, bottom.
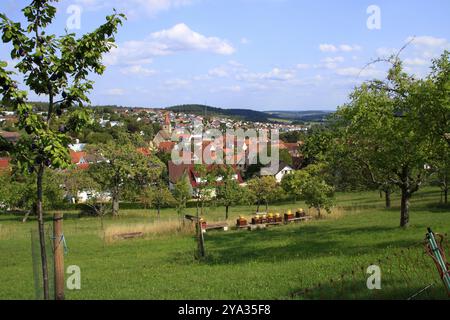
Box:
(340, 44, 361, 52)
(236, 67, 296, 82)
(104, 23, 235, 66)
(296, 64, 310, 69)
(320, 44, 361, 53)
(241, 38, 249, 45)
(403, 58, 428, 66)
(336, 66, 383, 78)
(376, 47, 398, 57)
(208, 66, 229, 78)
(104, 88, 126, 96)
(164, 78, 191, 87)
(319, 44, 338, 52)
(151, 23, 235, 55)
(211, 85, 242, 93)
(408, 36, 448, 48)
(120, 65, 157, 76)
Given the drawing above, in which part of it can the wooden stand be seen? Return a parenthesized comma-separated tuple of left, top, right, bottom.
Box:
(53, 213, 64, 300)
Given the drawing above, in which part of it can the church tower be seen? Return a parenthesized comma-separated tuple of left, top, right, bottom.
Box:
(163, 112, 172, 134)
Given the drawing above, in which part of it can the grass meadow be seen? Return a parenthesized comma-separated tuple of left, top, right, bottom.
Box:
(0, 187, 449, 300)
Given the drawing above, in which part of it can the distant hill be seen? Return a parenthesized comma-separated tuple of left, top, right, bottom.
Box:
(265, 110, 333, 122)
(166, 104, 273, 122)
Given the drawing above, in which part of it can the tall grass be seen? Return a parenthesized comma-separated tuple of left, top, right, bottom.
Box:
(103, 220, 195, 243)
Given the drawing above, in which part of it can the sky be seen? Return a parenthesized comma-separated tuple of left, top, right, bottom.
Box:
(1, 0, 450, 111)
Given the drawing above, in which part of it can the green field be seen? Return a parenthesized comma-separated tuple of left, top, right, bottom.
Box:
(0, 188, 449, 300)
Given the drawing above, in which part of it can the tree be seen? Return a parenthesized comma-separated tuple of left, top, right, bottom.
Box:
(173, 172, 191, 221)
(281, 170, 308, 203)
(335, 57, 435, 228)
(247, 176, 280, 212)
(0, 169, 64, 215)
(279, 148, 293, 166)
(88, 135, 163, 216)
(215, 167, 242, 220)
(139, 180, 175, 218)
(430, 140, 450, 204)
(0, 0, 125, 299)
(300, 165, 335, 218)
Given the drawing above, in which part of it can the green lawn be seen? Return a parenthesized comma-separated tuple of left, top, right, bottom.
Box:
(0, 188, 449, 300)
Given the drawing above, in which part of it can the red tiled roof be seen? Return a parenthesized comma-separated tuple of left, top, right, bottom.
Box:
(70, 151, 86, 164)
(0, 157, 10, 170)
(158, 141, 176, 153)
(137, 147, 152, 156)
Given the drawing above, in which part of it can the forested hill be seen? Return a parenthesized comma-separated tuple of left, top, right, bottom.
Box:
(166, 104, 273, 122)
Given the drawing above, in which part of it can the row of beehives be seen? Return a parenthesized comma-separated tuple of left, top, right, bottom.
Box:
(236, 209, 309, 227)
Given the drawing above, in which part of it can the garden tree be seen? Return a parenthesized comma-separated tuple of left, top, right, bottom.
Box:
(281, 169, 309, 203)
(280, 130, 305, 143)
(139, 180, 175, 218)
(301, 165, 334, 218)
(0, 0, 125, 299)
(279, 148, 293, 166)
(215, 166, 242, 220)
(247, 176, 280, 212)
(430, 140, 450, 204)
(173, 172, 191, 221)
(324, 117, 397, 207)
(421, 51, 450, 147)
(88, 135, 163, 216)
(335, 57, 435, 228)
(300, 124, 335, 168)
(0, 169, 65, 219)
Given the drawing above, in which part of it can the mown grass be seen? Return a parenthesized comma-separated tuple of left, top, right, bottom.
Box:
(0, 187, 449, 300)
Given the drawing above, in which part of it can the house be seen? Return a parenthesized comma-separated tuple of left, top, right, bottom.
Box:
(168, 161, 244, 197)
(260, 162, 294, 183)
(70, 151, 89, 169)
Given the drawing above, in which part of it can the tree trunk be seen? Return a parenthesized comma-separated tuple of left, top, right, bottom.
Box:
(256, 202, 260, 213)
(157, 204, 161, 219)
(225, 205, 229, 220)
(400, 188, 410, 228)
(265, 200, 268, 212)
(112, 193, 119, 216)
(36, 164, 49, 300)
(445, 188, 448, 205)
(317, 207, 321, 219)
(385, 190, 391, 209)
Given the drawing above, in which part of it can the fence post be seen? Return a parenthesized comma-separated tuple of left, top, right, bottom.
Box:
(53, 213, 65, 300)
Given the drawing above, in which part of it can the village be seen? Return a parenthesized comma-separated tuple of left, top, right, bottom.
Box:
(0, 105, 306, 208)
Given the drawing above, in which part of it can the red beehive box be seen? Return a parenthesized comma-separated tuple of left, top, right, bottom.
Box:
(237, 218, 248, 227)
(284, 213, 294, 221)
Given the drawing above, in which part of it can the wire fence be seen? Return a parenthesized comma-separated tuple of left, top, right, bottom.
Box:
(30, 225, 55, 300)
(291, 237, 449, 300)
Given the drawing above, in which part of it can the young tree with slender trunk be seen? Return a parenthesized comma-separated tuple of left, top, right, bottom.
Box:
(215, 166, 241, 220)
(0, 0, 125, 299)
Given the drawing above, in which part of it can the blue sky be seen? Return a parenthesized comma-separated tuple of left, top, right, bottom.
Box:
(1, 0, 450, 110)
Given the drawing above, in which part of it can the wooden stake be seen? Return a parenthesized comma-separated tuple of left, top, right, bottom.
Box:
(53, 213, 65, 300)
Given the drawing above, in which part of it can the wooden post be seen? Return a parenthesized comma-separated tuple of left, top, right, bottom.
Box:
(53, 213, 65, 300)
